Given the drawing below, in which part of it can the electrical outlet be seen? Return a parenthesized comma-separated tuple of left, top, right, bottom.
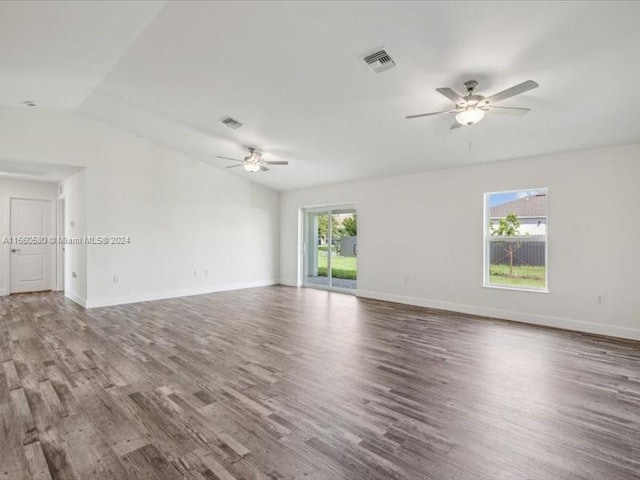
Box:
(113, 276, 119, 285)
(72, 272, 77, 279)
(596, 294, 604, 304)
(204, 270, 208, 276)
(193, 270, 197, 277)
(403, 276, 410, 285)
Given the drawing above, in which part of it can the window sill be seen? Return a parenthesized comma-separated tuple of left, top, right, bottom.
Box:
(483, 284, 549, 294)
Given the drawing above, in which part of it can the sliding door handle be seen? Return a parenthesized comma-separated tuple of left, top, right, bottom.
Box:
(11, 249, 21, 253)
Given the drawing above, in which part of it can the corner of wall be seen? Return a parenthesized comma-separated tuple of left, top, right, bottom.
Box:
(65, 291, 87, 308)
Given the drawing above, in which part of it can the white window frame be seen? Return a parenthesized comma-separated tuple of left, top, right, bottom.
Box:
(483, 188, 549, 293)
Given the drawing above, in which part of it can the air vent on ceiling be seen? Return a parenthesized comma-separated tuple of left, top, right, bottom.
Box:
(362, 49, 396, 73)
(221, 117, 243, 129)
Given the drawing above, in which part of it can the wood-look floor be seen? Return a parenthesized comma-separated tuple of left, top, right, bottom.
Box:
(1, 287, 639, 480)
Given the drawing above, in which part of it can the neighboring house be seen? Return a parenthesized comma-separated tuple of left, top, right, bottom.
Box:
(490, 194, 547, 235)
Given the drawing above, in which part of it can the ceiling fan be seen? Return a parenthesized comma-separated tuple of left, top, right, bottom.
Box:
(406, 79, 538, 129)
(217, 147, 288, 172)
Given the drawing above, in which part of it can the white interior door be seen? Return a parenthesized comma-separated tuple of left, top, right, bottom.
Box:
(10, 199, 53, 293)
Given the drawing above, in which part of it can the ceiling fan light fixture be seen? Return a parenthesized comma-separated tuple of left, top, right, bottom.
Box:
(243, 163, 260, 172)
(455, 108, 485, 126)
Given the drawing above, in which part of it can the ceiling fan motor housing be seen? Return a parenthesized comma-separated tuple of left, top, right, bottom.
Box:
(464, 80, 478, 92)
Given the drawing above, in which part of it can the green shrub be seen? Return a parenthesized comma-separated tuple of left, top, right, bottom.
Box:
(317, 267, 357, 280)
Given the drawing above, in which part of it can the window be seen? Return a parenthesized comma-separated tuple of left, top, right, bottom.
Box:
(484, 189, 548, 291)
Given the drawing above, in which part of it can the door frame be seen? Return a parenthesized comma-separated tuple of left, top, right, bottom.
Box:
(55, 197, 65, 292)
(9, 196, 57, 294)
(300, 203, 357, 294)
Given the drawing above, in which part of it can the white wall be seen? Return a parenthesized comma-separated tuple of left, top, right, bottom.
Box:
(281, 143, 640, 340)
(0, 108, 280, 307)
(60, 170, 87, 305)
(0, 178, 58, 295)
(86, 153, 279, 308)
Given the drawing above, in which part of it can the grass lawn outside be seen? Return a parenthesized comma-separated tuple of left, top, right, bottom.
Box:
(317, 253, 357, 280)
(489, 264, 546, 289)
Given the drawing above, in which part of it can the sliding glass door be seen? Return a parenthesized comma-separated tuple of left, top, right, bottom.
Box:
(303, 207, 357, 292)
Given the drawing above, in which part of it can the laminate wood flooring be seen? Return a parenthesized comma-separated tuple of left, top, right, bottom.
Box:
(1, 286, 638, 480)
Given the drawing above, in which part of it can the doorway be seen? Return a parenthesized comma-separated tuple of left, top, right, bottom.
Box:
(303, 207, 357, 292)
(10, 198, 54, 293)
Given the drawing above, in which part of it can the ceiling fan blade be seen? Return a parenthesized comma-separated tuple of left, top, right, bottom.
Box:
(484, 80, 538, 104)
(217, 156, 242, 162)
(436, 87, 464, 103)
(406, 110, 454, 120)
(264, 161, 289, 165)
(450, 120, 462, 130)
(260, 166, 270, 172)
(487, 106, 530, 116)
(225, 164, 243, 169)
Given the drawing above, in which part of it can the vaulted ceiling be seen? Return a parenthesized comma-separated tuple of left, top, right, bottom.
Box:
(2, 1, 640, 191)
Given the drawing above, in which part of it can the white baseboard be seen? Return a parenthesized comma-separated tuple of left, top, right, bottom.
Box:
(279, 278, 299, 287)
(65, 291, 87, 308)
(356, 289, 640, 341)
(0, 289, 8, 297)
(85, 279, 278, 309)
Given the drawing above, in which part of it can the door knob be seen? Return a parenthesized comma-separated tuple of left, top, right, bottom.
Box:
(11, 249, 20, 253)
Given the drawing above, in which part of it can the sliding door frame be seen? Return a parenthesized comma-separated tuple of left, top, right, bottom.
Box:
(300, 204, 357, 294)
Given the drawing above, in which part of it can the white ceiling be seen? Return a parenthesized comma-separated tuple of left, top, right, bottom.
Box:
(2, 1, 640, 191)
(0, 1, 165, 109)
